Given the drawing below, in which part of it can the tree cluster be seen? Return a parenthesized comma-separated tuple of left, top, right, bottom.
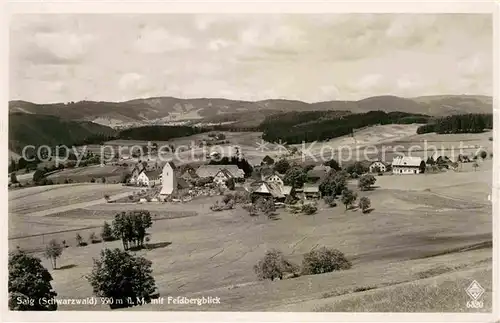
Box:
(112, 211, 153, 250)
(416, 114, 492, 134)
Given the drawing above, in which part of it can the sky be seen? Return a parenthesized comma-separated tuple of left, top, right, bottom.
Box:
(9, 14, 493, 103)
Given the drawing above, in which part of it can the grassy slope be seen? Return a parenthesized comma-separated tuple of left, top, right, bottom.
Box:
(313, 265, 492, 312)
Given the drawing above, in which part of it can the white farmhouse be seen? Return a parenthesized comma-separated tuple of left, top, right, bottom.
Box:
(262, 174, 284, 186)
(369, 161, 387, 173)
(213, 169, 234, 186)
(135, 170, 161, 187)
(391, 156, 425, 175)
(160, 161, 178, 196)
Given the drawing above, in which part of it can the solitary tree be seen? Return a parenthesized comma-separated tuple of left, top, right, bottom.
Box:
(359, 196, 371, 213)
(44, 239, 63, 269)
(323, 158, 341, 171)
(283, 166, 308, 188)
(32, 169, 46, 184)
(101, 222, 115, 241)
(319, 170, 348, 196)
(86, 248, 156, 309)
(358, 174, 377, 191)
(9, 250, 58, 310)
(473, 162, 479, 171)
(262, 155, 275, 165)
(274, 159, 291, 174)
(76, 233, 84, 246)
(341, 189, 357, 210)
(480, 150, 488, 160)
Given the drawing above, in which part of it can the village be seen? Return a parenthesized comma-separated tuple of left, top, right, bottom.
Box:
(115, 144, 486, 215)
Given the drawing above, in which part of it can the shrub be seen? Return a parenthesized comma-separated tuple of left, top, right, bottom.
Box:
(90, 178, 96, 183)
(358, 174, 376, 191)
(324, 195, 337, 207)
(284, 194, 296, 205)
(222, 194, 233, 205)
(479, 150, 488, 160)
(89, 232, 99, 244)
(75, 233, 86, 247)
(254, 249, 299, 280)
(10, 173, 18, 184)
(210, 201, 224, 212)
(301, 247, 352, 275)
(302, 203, 317, 215)
(101, 177, 106, 183)
(255, 197, 276, 216)
(233, 191, 251, 204)
(359, 196, 371, 213)
(341, 189, 357, 210)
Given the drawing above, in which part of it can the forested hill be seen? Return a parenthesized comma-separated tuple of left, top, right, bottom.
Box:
(9, 113, 117, 154)
(259, 110, 430, 144)
(9, 95, 492, 128)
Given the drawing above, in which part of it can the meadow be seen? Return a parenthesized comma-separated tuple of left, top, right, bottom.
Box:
(7, 127, 493, 312)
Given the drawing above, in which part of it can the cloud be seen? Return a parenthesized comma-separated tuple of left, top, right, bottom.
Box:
(135, 27, 193, 53)
(13, 31, 94, 65)
(208, 39, 231, 51)
(9, 14, 493, 103)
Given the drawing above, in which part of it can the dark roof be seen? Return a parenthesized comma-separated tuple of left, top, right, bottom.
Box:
(177, 178, 190, 189)
(167, 161, 176, 170)
(144, 170, 161, 179)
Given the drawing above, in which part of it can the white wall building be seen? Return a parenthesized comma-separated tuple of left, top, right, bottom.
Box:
(391, 156, 425, 175)
(160, 161, 178, 196)
(369, 161, 387, 173)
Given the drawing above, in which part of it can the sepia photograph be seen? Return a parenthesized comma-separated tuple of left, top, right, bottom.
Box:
(4, 2, 498, 321)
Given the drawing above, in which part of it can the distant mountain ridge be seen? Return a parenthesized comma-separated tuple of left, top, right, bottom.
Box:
(9, 94, 492, 129)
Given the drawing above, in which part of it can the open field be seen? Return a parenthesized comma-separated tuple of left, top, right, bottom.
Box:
(8, 184, 137, 217)
(8, 129, 493, 312)
(45, 164, 129, 184)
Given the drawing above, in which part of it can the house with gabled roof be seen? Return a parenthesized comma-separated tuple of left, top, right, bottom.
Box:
(307, 165, 331, 182)
(262, 173, 284, 186)
(213, 168, 234, 186)
(196, 165, 245, 181)
(391, 156, 425, 174)
(369, 161, 388, 173)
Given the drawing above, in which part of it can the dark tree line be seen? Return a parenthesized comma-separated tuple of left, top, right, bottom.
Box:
(260, 110, 430, 144)
(118, 125, 208, 141)
(71, 133, 118, 146)
(417, 114, 492, 134)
